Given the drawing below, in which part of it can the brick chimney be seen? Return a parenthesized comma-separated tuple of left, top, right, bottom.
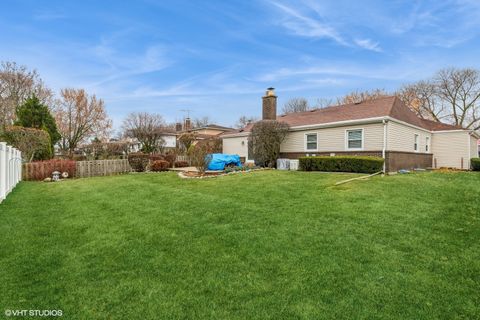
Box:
(262, 87, 277, 120)
(175, 122, 182, 132)
(184, 117, 192, 131)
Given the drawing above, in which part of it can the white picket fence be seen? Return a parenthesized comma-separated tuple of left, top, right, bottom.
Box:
(0, 142, 22, 203)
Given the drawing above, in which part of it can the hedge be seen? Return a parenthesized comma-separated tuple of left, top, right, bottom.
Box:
(299, 156, 384, 173)
(174, 160, 189, 168)
(23, 159, 76, 181)
(127, 153, 150, 172)
(471, 158, 480, 171)
(150, 160, 170, 172)
(1, 126, 52, 161)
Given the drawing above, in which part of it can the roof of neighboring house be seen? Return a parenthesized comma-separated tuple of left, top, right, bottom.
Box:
(225, 96, 461, 136)
(192, 124, 235, 131)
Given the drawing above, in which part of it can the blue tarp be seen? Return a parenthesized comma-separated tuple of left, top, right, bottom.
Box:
(207, 153, 242, 171)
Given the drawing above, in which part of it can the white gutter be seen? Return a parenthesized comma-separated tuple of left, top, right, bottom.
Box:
(288, 116, 386, 131)
(382, 119, 387, 172)
(468, 132, 472, 170)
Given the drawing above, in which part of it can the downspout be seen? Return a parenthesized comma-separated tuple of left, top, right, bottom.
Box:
(468, 131, 472, 170)
(382, 119, 387, 173)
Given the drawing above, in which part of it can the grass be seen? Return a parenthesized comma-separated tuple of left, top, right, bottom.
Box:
(1, 171, 479, 319)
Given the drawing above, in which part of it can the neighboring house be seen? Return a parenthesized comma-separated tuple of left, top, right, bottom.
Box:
(176, 118, 234, 143)
(122, 130, 177, 153)
(222, 88, 480, 172)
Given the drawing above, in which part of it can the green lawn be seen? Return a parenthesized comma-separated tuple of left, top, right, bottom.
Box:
(1, 171, 479, 319)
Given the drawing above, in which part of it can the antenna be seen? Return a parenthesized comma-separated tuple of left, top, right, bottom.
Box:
(180, 109, 193, 118)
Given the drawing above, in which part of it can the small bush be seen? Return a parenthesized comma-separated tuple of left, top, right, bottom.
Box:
(188, 144, 211, 173)
(471, 158, 480, 171)
(23, 159, 76, 181)
(164, 153, 176, 167)
(1, 126, 52, 161)
(150, 160, 170, 172)
(174, 160, 189, 168)
(299, 156, 384, 173)
(149, 154, 165, 162)
(127, 153, 150, 172)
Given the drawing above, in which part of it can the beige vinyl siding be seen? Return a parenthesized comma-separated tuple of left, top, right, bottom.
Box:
(471, 135, 479, 158)
(222, 136, 249, 158)
(280, 123, 384, 152)
(431, 131, 470, 169)
(387, 121, 432, 153)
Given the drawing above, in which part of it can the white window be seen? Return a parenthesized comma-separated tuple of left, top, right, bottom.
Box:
(346, 129, 363, 150)
(425, 137, 430, 152)
(305, 133, 318, 151)
(414, 134, 419, 152)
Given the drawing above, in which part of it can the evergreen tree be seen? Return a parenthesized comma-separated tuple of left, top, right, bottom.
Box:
(15, 95, 61, 147)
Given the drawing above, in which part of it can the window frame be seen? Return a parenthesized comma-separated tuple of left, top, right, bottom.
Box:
(425, 136, 430, 153)
(304, 132, 318, 152)
(345, 128, 364, 151)
(414, 134, 419, 152)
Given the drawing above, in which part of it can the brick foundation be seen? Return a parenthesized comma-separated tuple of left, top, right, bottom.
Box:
(279, 150, 433, 172)
(279, 151, 383, 159)
(385, 151, 432, 172)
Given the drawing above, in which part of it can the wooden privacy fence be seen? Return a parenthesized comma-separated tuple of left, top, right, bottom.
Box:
(22, 159, 132, 180)
(75, 159, 131, 178)
(0, 142, 22, 203)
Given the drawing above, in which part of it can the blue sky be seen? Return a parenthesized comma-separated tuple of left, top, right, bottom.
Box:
(1, 0, 480, 131)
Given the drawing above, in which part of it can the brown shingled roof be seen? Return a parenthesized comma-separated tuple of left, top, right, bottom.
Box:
(225, 96, 460, 135)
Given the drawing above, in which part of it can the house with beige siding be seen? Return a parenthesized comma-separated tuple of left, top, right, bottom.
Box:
(222, 88, 480, 172)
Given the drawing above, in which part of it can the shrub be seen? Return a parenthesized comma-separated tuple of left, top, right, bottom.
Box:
(471, 158, 480, 171)
(164, 153, 176, 167)
(188, 143, 211, 173)
(1, 126, 52, 161)
(149, 154, 164, 162)
(127, 153, 150, 172)
(248, 120, 289, 167)
(150, 160, 170, 172)
(174, 160, 189, 168)
(299, 156, 384, 173)
(23, 159, 76, 181)
(196, 137, 222, 153)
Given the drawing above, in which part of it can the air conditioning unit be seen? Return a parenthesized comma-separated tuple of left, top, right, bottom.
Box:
(289, 159, 299, 171)
(277, 158, 290, 170)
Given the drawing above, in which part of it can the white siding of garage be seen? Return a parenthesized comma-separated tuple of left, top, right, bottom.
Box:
(387, 121, 432, 153)
(471, 135, 479, 159)
(280, 123, 384, 152)
(222, 136, 249, 158)
(431, 131, 471, 169)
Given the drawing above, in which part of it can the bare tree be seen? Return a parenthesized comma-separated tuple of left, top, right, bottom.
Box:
(336, 89, 389, 105)
(434, 68, 480, 129)
(282, 98, 310, 114)
(248, 120, 290, 167)
(54, 88, 112, 156)
(397, 81, 446, 121)
(122, 112, 166, 153)
(0, 61, 53, 128)
(397, 68, 480, 129)
(313, 98, 334, 109)
(235, 115, 258, 128)
(192, 116, 211, 128)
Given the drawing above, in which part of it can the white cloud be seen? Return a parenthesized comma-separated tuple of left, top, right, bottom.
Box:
(270, 2, 347, 45)
(354, 38, 382, 52)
